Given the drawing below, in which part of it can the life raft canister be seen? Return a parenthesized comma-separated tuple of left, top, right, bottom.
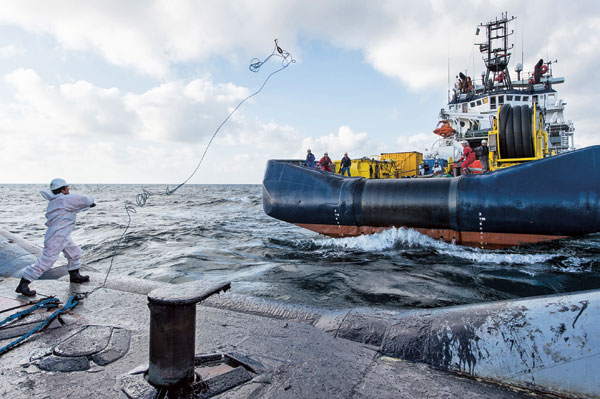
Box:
(433, 120, 456, 138)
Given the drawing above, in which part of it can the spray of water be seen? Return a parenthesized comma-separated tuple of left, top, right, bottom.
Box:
(305, 227, 581, 266)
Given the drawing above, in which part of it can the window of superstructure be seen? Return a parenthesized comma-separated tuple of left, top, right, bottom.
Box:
(522, 96, 529, 102)
(470, 102, 476, 107)
(507, 95, 513, 101)
(490, 96, 496, 104)
(514, 96, 521, 101)
(498, 95, 504, 104)
(476, 100, 482, 106)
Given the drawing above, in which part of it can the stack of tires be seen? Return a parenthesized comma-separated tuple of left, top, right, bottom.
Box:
(498, 104, 535, 159)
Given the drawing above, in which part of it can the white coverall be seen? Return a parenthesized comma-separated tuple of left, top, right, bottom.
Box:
(22, 190, 94, 281)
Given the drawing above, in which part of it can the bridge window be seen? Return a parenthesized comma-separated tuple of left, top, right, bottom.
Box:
(506, 95, 513, 101)
(514, 96, 521, 101)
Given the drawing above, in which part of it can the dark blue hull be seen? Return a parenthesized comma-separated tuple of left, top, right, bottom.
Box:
(263, 146, 600, 247)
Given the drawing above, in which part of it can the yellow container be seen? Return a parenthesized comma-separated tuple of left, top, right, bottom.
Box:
(333, 158, 395, 179)
(380, 152, 422, 177)
(331, 152, 422, 179)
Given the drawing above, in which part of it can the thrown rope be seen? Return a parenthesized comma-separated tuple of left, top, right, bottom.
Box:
(83, 39, 295, 297)
(166, 38, 295, 196)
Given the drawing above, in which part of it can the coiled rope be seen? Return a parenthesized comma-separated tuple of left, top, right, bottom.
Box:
(85, 39, 295, 297)
(0, 297, 59, 328)
(0, 295, 80, 356)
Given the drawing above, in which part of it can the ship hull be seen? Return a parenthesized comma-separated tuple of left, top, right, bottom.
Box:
(263, 146, 600, 248)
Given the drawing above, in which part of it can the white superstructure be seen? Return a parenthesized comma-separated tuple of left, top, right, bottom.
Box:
(434, 13, 574, 158)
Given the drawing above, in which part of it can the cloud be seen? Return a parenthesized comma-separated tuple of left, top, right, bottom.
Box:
(2, 1, 600, 93)
(124, 78, 251, 141)
(0, 44, 25, 58)
(395, 133, 433, 153)
(300, 125, 372, 157)
(1, 1, 600, 182)
(2, 68, 255, 143)
(0, 1, 298, 78)
(3, 68, 134, 137)
(0, 67, 356, 183)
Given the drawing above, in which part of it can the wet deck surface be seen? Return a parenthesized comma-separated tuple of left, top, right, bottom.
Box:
(0, 276, 551, 399)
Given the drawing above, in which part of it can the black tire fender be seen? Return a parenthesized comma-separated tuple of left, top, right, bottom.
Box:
(513, 105, 524, 158)
(505, 106, 516, 158)
(498, 104, 511, 158)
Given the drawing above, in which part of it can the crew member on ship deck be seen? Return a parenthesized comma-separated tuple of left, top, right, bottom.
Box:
(304, 149, 315, 168)
(456, 141, 476, 175)
(340, 153, 352, 176)
(317, 152, 334, 172)
(476, 140, 489, 172)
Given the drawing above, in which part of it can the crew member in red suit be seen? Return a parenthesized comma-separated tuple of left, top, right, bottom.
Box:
(317, 152, 334, 172)
(457, 141, 476, 174)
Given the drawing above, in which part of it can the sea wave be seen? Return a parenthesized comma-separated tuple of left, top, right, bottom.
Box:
(309, 227, 581, 266)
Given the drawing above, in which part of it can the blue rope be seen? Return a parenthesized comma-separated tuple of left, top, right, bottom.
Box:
(0, 297, 59, 328)
(0, 295, 80, 356)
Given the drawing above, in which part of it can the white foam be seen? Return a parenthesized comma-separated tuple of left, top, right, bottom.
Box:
(552, 256, 594, 273)
(315, 227, 428, 251)
(437, 248, 557, 265)
(310, 227, 565, 265)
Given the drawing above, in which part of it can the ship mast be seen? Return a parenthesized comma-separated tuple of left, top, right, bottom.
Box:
(477, 12, 516, 91)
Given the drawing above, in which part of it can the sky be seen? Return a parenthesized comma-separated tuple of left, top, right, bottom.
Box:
(1, 1, 599, 184)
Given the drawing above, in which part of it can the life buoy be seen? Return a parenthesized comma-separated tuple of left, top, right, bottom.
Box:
(540, 65, 548, 74)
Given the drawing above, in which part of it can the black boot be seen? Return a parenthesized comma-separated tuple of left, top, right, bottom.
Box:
(69, 269, 90, 284)
(15, 278, 36, 297)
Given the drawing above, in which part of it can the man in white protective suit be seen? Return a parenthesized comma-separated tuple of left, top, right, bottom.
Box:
(15, 178, 96, 297)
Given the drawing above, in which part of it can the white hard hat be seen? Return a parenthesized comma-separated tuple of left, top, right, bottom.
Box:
(50, 178, 68, 190)
(462, 140, 468, 145)
(482, 140, 487, 144)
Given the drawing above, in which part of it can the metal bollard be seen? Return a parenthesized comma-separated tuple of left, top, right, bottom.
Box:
(147, 280, 231, 388)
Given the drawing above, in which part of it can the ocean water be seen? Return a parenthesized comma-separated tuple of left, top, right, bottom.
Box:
(2, 184, 599, 310)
